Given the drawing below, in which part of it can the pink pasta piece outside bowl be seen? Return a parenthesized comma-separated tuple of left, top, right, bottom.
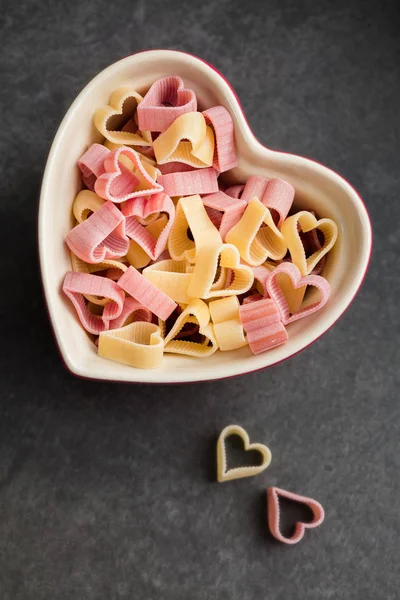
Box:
(38, 50, 372, 384)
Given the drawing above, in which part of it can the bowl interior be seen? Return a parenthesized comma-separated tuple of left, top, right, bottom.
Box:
(39, 50, 371, 382)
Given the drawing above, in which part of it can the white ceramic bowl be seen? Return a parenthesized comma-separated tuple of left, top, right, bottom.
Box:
(39, 50, 372, 383)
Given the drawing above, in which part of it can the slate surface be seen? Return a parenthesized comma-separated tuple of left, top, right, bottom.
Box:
(0, 1, 399, 598)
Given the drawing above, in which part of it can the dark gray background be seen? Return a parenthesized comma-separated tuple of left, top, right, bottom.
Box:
(0, 1, 399, 598)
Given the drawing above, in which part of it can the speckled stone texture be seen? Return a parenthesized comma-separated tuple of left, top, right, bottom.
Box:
(0, 1, 399, 598)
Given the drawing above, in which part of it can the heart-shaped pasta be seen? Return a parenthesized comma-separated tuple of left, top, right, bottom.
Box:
(93, 86, 152, 146)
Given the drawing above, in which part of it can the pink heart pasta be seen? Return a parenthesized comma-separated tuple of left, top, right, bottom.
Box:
(158, 167, 218, 197)
(241, 176, 294, 227)
(109, 297, 153, 329)
(158, 162, 196, 175)
(242, 293, 263, 304)
(63, 271, 125, 334)
(267, 487, 325, 545)
(77, 143, 109, 191)
(251, 264, 275, 297)
(66, 201, 130, 264)
(202, 105, 238, 172)
(239, 297, 288, 354)
(118, 266, 177, 321)
(265, 262, 331, 325)
(202, 191, 247, 241)
(137, 76, 197, 132)
(122, 193, 175, 261)
(95, 146, 162, 203)
(224, 184, 244, 199)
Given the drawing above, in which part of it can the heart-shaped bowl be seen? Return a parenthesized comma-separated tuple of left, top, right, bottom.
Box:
(39, 50, 372, 384)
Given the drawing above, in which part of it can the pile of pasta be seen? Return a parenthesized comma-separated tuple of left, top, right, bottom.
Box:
(62, 76, 338, 369)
